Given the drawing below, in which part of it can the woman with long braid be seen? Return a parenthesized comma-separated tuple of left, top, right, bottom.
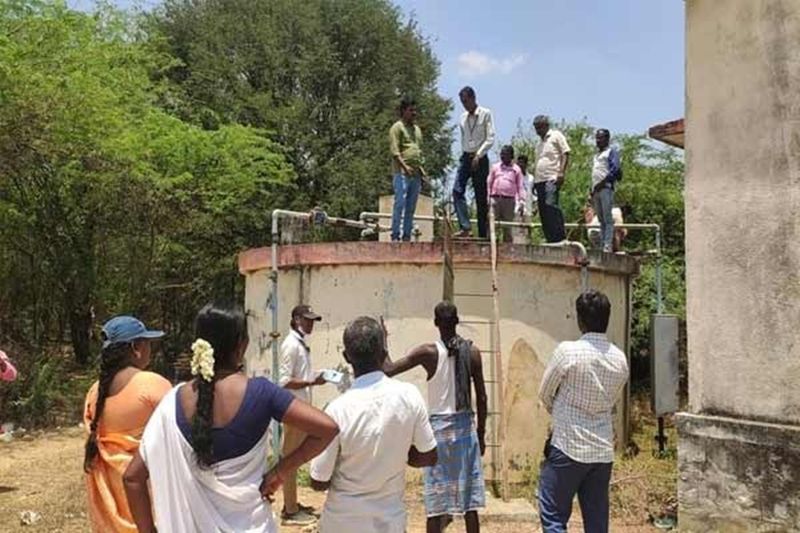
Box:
(124, 303, 338, 533)
(83, 316, 170, 532)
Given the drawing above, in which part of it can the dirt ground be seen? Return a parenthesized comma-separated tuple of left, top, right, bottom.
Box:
(0, 427, 657, 532)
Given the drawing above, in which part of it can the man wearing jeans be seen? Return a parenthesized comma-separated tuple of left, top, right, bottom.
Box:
(533, 115, 570, 243)
(453, 86, 495, 239)
(389, 96, 424, 242)
(538, 290, 629, 533)
(590, 129, 622, 253)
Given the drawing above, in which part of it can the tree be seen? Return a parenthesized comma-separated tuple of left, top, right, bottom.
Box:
(152, 0, 453, 217)
(0, 1, 293, 363)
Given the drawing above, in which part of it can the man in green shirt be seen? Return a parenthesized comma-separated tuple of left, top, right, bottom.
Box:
(389, 97, 424, 242)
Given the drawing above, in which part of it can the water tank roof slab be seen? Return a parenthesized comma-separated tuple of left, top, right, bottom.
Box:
(238, 242, 638, 276)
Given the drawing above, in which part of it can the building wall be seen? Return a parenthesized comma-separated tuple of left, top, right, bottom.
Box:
(681, 1, 800, 529)
(240, 242, 636, 482)
(685, 0, 800, 424)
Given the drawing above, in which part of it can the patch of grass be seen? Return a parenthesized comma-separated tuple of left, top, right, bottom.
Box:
(610, 396, 678, 524)
(296, 465, 311, 488)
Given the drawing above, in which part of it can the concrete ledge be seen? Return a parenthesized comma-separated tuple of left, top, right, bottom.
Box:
(479, 494, 538, 524)
(238, 242, 639, 276)
(677, 412, 800, 532)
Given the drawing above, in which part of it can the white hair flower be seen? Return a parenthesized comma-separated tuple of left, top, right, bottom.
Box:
(190, 338, 215, 382)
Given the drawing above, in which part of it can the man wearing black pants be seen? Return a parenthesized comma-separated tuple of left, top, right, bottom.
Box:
(533, 115, 570, 243)
(453, 86, 495, 239)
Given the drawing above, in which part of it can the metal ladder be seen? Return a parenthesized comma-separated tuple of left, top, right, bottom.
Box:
(442, 207, 509, 500)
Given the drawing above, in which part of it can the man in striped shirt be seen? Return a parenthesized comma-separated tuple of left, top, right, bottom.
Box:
(538, 290, 629, 533)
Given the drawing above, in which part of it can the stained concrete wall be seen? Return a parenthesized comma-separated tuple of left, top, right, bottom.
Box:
(680, 1, 800, 529)
(240, 242, 637, 482)
(685, 0, 800, 423)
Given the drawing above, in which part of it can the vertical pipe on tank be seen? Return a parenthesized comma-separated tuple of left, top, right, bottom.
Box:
(270, 211, 282, 461)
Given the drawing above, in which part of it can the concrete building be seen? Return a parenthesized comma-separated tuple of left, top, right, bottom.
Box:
(677, 1, 800, 530)
(238, 241, 638, 482)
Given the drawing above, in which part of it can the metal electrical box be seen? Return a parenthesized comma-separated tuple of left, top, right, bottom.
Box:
(650, 314, 680, 416)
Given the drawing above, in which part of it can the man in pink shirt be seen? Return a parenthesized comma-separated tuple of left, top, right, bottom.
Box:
(487, 145, 526, 243)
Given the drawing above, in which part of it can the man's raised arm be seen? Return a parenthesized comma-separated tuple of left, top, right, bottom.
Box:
(382, 343, 438, 380)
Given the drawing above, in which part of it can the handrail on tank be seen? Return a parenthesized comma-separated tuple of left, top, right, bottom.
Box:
(359, 211, 663, 312)
(359, 211, 588, 265)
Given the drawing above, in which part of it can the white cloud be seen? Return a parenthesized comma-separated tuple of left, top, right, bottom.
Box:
(457, 51, 527, 77)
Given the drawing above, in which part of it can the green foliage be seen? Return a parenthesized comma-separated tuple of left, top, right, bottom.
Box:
(9, 359, 64, 425)
(0, 1, 294, 370)
(151, 0, 453, 216)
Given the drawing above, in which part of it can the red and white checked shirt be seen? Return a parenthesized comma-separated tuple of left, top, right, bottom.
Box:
(539, 333, 629, 463)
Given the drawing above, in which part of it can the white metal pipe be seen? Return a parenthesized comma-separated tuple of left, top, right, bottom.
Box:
(267, 207, 386, 458)
(360, 211, 658, 231)
(269, 210, 306, 458)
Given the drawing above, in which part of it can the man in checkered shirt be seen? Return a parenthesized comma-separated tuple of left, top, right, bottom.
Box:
(537, 290, 629, 533)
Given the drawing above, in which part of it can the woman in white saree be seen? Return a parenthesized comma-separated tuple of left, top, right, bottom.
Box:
(123, 304, 338, 533)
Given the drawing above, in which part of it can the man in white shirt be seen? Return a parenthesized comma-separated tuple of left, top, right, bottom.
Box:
(513, 154, 537, 244)
(454, 86, 496, 239)
(533, 115, 570, 243)
(278, 304, 326, 525)
(591, 129, 623, 252)
(310, 317, 438, 533)
(538, 290, 629, 533)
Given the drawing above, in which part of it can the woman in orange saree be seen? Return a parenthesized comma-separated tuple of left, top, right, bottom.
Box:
(83, 316, 171, 533)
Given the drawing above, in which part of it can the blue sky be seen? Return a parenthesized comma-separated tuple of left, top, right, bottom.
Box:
(69, 0, 685, 147)
(391, 0, 685, 146)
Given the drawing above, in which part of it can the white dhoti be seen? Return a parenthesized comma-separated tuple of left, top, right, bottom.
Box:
(139, 387, 277, 533)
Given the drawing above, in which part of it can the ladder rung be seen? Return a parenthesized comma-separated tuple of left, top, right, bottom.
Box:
(484, 444, 502, 448)
(460, 320, 493, 325)
(453, 265, 492, 271)
(454, 292, 493, 298)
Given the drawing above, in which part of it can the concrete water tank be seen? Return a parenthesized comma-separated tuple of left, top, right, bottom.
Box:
(238, 241, 638, 482)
